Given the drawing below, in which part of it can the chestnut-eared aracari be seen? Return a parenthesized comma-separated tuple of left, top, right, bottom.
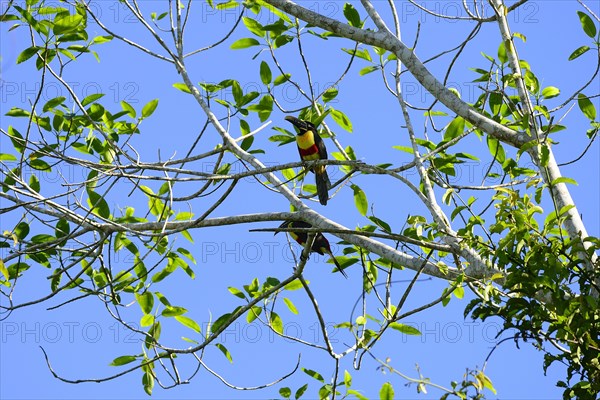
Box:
(284, 116, 331, 205)
(276, 221, 347, 278)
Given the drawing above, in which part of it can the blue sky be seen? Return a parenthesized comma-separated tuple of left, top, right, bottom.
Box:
(1, 1, 599, 399)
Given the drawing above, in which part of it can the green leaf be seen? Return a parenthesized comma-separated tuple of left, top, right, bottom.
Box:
(162, 306, 187, 317)
(140, 314, 154, 327)
(347, 389, 369, 400)
(524, 69, 539, 94)
(252, 94, 273, 122)
(541, 86, 560, 99)
(92, 35, 113, 44)
(342, 48, 372, 62)
(477, 371, 497, 394)
(246, 306, 262, 323)
(231, 80, 242, 105)
(284, 279, 304, 291)
(143, 370, 154, 395)
(274, 73, 291, 86)
(331, 108, 353, 132)
(343, 3, 362, 28)
(174, 315, 201, 333)
(270, 311, 283, 334)
(373, 46, 386, 56)
(55, 219, 70, 239)
(157, 12, 168, 20)
(279, 387, 291, 399)
(318, 385, 332, 399)
(228, 286, 246, 299)
(390, 322, 421, 335)
(53, 14, 83, 35)
(444, 116, 465, 141)
(43, 96, 66, 112)
(0, 153, 16, 162)
(109, 355, 138, 366)
(230, 38, 260, 49)
(36, 6, 68, 15)
(259, 61, 272, 85)
(215, 343, 233, 363)
(0, 260, 9, 282)
(302, 368, 324, 382)
(262, 19, 288, 35)
(174, 212, 194, 221)
(359, 65, 378, 76)
(81, 93, 104, 107)
(498, 40, 508, 64)
(344, 370, 352, 387)
(322, 87, 338, 103)
(442, 188, 454, 205)
(577, 93, 596, 120)
(8, 126, 25, 153)
(486, 136, 506, 163)
(454, 285, 465, 299)
(211, 313, 232, 334)
(240, 91, 259, 107)
(87, 190, 110, 219)
(568, 45, 590, 61)
(29, 174, 40, 192)
(14, 221, 30, 240)
(351, 184, 368, 216)
(6, 108, 30, 117)
(355, 48, 372, 62)
(136, 292, 154, 314)
(216, 0, 238, 10)
(368, 216, 391, 233)
(551, 177, 578, 186)
(577, 11, 597, 38)
(392, 145, 413, 154)
(281, 167, 296, 181)
(5, 262, 30, 280)
(513, 32, 526, 42)
(379, 382, 394, 400)
(172, 82, 192, 94)
(120, 100, 136, 118)
(312, 110, 332, 129)
(295, 383, 308, 399)
(71, 142, 91, 155)
(155, 292, 171, 306)
(87, 104, 104, 122)
(31, 234, 55, 244)
(270, 134, 295, 146)
(243, 16, 264, 36)
(274, 34, 294, 48)
(283, 297, 298, 314)
(142, 99, 159, 118)
(17, 46, 39, 64)
(455, 152, 479, 161)
(145, 320, 161, 343)
(245, 279, 260, 297)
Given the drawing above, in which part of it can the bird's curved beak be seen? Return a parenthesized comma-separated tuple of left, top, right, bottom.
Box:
(284, 116, 309, 131)
(274, 221, 290, 236)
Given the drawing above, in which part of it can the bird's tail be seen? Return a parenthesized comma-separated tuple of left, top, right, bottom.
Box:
(315, 168, 329, 206)
(326, 250, 347, 278)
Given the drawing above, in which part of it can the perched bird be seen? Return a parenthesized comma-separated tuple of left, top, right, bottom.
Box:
(284, 116, 331, 205)
(276, 221, 347, 278)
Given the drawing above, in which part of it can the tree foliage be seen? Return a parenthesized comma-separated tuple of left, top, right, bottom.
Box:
(1, 0, 599, 398)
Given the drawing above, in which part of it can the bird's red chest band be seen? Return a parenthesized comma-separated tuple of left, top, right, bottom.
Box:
(299, 145, 320, 158)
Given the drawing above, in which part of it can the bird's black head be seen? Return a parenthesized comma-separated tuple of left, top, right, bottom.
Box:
(284, 116, 317, 134)
(274, 220, 312, 235)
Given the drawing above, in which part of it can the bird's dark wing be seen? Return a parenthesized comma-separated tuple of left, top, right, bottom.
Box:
(314, 131, 328, 161)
